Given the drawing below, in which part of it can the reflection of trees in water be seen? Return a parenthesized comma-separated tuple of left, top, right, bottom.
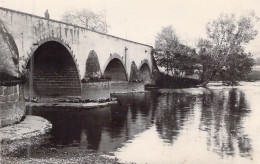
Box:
(110, 92, 158, 133)
(155, 91, 196, 143)
(28, 89, 252, 157)
(199, 88, 252, 158)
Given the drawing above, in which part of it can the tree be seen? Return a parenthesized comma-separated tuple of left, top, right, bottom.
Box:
(197, 11, 259, 86)
(61, 8, 108, 33)
(196, 38, 215, 83)
(154, 26, 198, 77)
(219, 52, 255, 85)
(171, 45, 198, 76)
(155, 26, 179, 76)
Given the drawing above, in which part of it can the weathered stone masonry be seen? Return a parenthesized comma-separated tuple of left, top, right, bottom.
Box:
(0, 85, 25, 128)
(0, 11, 25, 128)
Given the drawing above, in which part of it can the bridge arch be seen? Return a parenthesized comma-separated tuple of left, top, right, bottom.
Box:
(139, 59, 151, 82)
(24, 37, 81, 96)
(103, 53, 128, 81)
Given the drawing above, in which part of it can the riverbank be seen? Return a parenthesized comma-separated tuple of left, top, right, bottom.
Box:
(0, 116, 125, 164)
(26, 101, 118, 108)
(1, 147, 122, 164)
(0, 116, 52, 156)
(25, 97, 118, 109)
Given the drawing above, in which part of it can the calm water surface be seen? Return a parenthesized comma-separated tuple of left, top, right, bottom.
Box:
(25, 82, 260, 163)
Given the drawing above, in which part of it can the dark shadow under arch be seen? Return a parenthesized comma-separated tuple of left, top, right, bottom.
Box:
(26, 41, 81, 96)
(103, 58, 127, 81)
(139, 63, 151, 82)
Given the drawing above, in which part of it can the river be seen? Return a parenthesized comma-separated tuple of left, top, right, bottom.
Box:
(21, 82, 260, 163)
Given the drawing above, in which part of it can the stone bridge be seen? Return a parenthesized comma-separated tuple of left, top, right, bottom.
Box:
(0, 7, 154, 99)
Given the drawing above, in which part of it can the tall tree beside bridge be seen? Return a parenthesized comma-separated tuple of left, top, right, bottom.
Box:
(154, 25, 198, 77)
(61, 8, 108, 33)
(154, 25, 179, 76)
(197, 11, 259, 86)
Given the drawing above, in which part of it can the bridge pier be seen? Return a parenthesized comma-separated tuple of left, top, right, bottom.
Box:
(82, 81, 147, 100)
(0, 85, 25, 128)
(0, 18, 25, 127)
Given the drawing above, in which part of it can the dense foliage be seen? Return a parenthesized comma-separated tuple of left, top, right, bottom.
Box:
(218, 52, 255, 85)
(154, 26, 198, 77)
(196, 11, 259, 86)
(154, 11, 258, 87)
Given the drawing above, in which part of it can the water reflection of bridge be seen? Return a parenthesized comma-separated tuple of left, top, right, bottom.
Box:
(27, 88, 252, 158)
(28, 92, 156, 153)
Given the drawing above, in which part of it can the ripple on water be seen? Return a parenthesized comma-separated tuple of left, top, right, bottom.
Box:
(11, 82, 260, 164)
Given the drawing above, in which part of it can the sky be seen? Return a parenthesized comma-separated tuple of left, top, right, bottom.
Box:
(1, 0, 260, 58)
